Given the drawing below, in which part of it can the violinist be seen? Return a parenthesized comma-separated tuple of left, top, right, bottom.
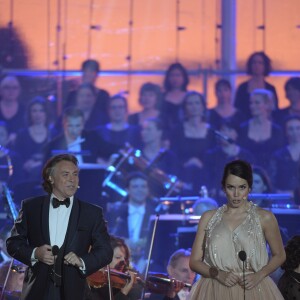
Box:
(149, 249, 195, 300)
(85, 235, 142, 300)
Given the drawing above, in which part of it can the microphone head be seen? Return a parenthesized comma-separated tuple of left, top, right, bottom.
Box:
(238, 250, 247, 262)
(52, 245, 59, 256)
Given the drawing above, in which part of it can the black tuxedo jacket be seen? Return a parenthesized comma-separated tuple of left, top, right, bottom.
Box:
(6, 195, 113, 300)
(107, 201, 156, 239)
(43, 130, 115, 163)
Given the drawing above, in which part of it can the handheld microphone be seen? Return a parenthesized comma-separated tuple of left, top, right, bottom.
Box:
(52, 245, 59, 256)
(238, 250, 247, 300)
(51, 245, 60, 286)
(238, 250, 246, 262)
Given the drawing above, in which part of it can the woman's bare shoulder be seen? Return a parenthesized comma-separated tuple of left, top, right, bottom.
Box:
(255, 206, 276, 224)
(200, 208, 218, 223)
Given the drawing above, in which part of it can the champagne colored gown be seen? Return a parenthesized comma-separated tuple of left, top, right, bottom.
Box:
(189, 202, 284, 300)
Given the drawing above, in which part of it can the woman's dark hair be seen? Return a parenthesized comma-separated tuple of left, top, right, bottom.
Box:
(182, 91, 206, 120)
(163, 63, 189, 92)
(281, 235, 300, 271)
(110, 235, 131, 267)
(42, 154, 78, 194)
(109, 93, 128, 110)
(27, 96, 48, 126)
(252, 165, 272, 193)
(221, 160, 253, 188)
(284, 115, 300, 130)
(284, 77, 300, 92)
(81, 59, 100, 73)
(215, 79, 232, 92)
(144, 117, 164, 131)
(125, 171, 148, 188)
(139, 82, 162, 109)
(246, 51, 272, 76)
(77, 83, 97, 97)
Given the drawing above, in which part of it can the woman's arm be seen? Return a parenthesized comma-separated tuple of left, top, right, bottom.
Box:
(189, 210, 215, 277)
(259, 210, 286, 277)
(243, 209, 286, 289)
(189, 209, 240, 287)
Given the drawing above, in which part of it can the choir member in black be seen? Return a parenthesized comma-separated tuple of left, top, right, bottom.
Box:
(170, 91, 215, 194)
(252, 166, 272, 194)
(0, 121, 22, 191)
(208, 79, 246, 130)
(238, 89, 284, 170)
(205, 120, 254, 203)
(128, 82, 163, 127)
(64, 59, 110, 121)
(140, 117, 180, 178)
(274, 77, 300, 127)
(161, 63, 189, 130)
(0, 76, 25, 144)
(270, 115, 300, 193)
(14, 96, 50, 182)
(234, 52, 278, 119)
(52, 83, 109, 137)
(96, 94, 141, 152)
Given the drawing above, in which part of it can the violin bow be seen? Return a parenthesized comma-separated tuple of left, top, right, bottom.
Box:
(107, 264, 114, 300)
(140, 214, 160, 300)
(0, 154, 18, 300)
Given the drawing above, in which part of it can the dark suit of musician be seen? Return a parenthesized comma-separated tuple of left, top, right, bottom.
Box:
(44, 129, 107, 163)
(107, 200, 155, 239)
(6, 154, 113, 300)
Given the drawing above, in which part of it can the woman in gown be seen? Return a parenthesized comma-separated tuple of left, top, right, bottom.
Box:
(189, 160, 286, 299)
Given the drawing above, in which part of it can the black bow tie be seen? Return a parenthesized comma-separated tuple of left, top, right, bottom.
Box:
(52, 197, 70, 208)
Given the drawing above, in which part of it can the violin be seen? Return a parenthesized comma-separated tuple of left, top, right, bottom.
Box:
(87, 269, 191, 295)
(146, 272, 191, 295)
(87, 268, 144, 290)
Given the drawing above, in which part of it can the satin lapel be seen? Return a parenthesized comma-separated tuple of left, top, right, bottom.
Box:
(64, 198, 80, 251)
(41, 196, 51, 244)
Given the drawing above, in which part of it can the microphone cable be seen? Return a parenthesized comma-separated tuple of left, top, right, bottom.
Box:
(238, 250, 247, 300)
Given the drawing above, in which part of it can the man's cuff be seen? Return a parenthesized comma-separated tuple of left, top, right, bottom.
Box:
(31, 247, 38, 266)
(79, 257, 86, 273)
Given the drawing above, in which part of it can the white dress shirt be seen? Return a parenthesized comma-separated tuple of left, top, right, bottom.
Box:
(128, 203, 146, 242)
(67, 137, 85, 164)
(49, 194, 73, 247)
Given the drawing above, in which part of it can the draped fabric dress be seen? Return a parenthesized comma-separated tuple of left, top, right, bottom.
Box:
(189, 202, 284, 300)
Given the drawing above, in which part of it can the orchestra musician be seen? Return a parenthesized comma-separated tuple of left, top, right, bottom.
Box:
(107, 172, 156, 273)
(149, 249, 196, 300)
(85, 235, 142, 300)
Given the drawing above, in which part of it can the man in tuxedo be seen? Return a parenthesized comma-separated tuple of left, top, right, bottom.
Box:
(6, 154, 113, 300)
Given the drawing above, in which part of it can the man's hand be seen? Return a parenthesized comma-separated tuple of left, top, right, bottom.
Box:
(35, 244, 54, 265)
(64, 252, 83, 268)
